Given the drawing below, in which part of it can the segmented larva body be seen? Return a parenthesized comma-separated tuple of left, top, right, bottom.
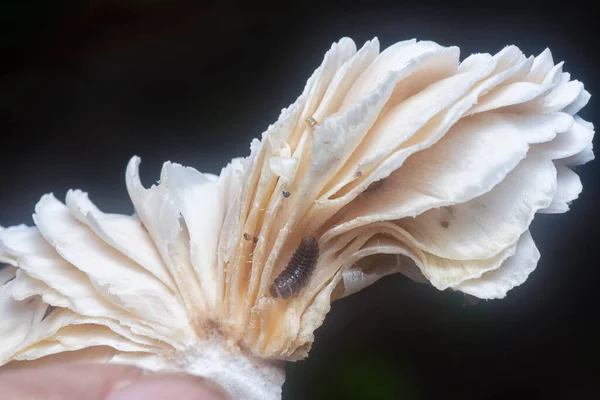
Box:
(270, 235, 319, 299)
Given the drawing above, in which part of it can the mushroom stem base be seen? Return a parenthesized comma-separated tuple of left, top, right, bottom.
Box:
(176, 339, 286, 400)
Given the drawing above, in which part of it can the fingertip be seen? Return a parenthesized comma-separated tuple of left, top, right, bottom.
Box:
(0, 363, 146, 400)
(106, 373, 228, 400)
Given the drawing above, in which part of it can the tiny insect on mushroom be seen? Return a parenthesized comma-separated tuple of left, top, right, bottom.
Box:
(270, 235, 319, 299)
(305, 117, 319, 129)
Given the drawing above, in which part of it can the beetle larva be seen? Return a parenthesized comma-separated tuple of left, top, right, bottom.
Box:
(270, 235, 319, 299)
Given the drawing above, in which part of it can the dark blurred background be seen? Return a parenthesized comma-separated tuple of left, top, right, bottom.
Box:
(1, 0, 598, 399)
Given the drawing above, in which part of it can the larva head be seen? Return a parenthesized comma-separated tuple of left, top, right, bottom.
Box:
(300, 235, 318, 249)
(270, 277, 294, 299)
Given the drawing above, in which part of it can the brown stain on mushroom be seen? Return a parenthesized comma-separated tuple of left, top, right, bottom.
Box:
(441, 220, 450, 228)
(200, 318, 228, 337)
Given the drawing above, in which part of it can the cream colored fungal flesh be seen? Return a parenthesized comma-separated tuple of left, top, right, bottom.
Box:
(0, 37, 594, 399)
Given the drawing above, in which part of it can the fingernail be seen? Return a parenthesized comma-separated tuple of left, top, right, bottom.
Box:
(107, 373, 228, 400)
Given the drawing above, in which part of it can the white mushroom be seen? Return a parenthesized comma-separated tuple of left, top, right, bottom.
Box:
(0, 37, 594, 399)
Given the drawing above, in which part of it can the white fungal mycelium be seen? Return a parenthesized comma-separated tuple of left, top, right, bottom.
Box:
(0, 37, 594, 399)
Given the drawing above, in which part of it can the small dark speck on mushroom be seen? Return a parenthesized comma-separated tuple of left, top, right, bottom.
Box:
(243, 233, 251, 241)
(253, 236, 259, 243)
(355, 171, 363, 178)
(306, 117, 318, 128)
(441, 220, 450, 228)
(282, 191, 290, 198)
(365, 179, 384, 192)
(42, 305, 57, 321)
